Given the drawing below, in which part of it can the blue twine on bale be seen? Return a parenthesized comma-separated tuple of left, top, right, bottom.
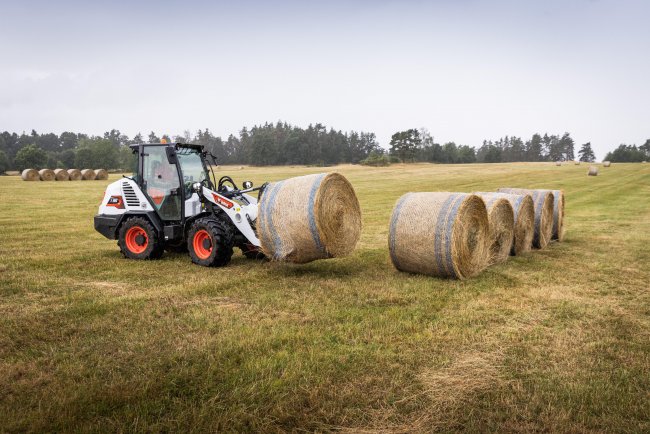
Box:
(307, 174, 327, 255)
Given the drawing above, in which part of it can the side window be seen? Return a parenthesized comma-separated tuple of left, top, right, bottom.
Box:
(142, 147, 182, 221)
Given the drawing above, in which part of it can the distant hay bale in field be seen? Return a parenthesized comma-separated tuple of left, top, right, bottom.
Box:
(497, 188, 554, 249)
(5, 171, 20, 176)
(588, 166, 598, 176)
(38, 169, 55, 181)
(574, 161, 581, 165)
(389, 192, 490, 279)
(555, 161, 562, 166)
(474, 193, 515, 264)
(21, 168, 39, 181)
(93, 169, 108, 180)
(603, 161, 611, 167)
(257, 172, 361, 263)
(67, 169, 82, 180)
(54, 168, 70, 181)
(80, 169, 96, 180)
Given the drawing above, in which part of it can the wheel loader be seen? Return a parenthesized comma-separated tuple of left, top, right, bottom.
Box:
(94, 142, 266, 266)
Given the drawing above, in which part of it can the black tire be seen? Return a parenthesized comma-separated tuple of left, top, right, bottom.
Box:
(117, 217, 163, 260)
(239, 243, 266, 260)
(187, 217, 234, 267)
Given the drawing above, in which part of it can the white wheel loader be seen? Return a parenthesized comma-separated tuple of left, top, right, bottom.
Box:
(94, 142, 266, 266)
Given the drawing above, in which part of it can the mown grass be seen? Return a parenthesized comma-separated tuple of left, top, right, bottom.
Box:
(0, 162, 649, 432)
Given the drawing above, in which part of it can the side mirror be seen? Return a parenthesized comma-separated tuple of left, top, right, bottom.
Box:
(242, 181, 253, 189)
(165, 147, 177, 164)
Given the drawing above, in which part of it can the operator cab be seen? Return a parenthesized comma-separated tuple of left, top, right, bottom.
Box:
(127, 142, 213, 224)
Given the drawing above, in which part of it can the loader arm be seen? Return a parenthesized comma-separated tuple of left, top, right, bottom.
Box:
(201, 186, 261, 247)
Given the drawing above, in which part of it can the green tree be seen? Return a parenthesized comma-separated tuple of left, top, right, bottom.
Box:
(75, 138, 119, 169)
(578, 142, 596, 162)
(640, 139, 650, 158)
(389, 129, 421, 162)
(14, 144, 48, 170)
(604, 144, 646, 162)
(148, 131, 160, 143)
(0, 150, 9, 173)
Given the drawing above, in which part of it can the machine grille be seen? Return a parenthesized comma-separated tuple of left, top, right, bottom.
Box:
(122, 182, 140, 207)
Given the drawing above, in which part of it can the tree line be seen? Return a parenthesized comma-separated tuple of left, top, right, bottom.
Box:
(1, 124, 648, 173)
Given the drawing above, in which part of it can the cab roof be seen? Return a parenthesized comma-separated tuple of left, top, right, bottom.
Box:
(128, 143, 204, 152)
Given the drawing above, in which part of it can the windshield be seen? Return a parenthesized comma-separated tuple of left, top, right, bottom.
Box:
(177, 148, 209, 195)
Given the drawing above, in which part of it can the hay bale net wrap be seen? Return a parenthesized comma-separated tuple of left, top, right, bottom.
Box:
(588, 166, 599, 176)
(476, 192, 534, 255)
(94, 169, 109, 180)
(67, 169, 82, 180)
(497, 188, 554, 249)
(38, 169, 55, 181)
(21, 169, 39, 181)
(80, 169, 96, 180)
(257, 172, 362, 263)
(473, 193, 515, 264)
(53, 168, 70, 181)
(388, 192, 490, 279)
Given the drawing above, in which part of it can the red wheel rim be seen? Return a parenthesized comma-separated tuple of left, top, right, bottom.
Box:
(125, 226, 148, 254)
(193, 229, 213, 260)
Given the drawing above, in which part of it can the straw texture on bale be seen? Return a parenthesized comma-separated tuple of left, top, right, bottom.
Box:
(67, 169, 82, 181)
(54, 168, 70, 181)
(474, 193, 515, 264)
(21, 168, 39, 181)
(94, 169, 109, 180)
(603, 161, 611, 167)
(389, 192, 490, 279)
(497, 188, 554, 249)
(38, 169, 55, 181)
(257, 172, 361, 263)
(80, 169, 96, 180)
(588, 166, 598, 176)
(477, 192, 534, 255)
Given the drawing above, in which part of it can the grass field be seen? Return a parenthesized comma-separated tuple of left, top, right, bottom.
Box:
(1, 162, 649, 432)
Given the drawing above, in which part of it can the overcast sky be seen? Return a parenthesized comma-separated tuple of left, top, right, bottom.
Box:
(1, 0, 648, 159)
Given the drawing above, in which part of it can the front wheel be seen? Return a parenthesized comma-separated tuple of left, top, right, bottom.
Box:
(187, 218, 234, 267)
(117, 217, 163, 260)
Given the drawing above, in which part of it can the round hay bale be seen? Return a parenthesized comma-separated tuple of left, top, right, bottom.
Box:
(555, 161, 562, 166)
(257, 172, 361, 263)
(603, 161, 611, 167)
(474, 193, 515, 263)
(93, 169, 109, 180)
(54, 168, 70, 181)
(388, 192, 490, 279)
(38, 169, 55, 181)
(497, 189, 554, 249)
(574, 161, 581, 165)
(80, 169, 96, 180)
(588, 166, 598, 176)
(476, 192, 535, 255)
(21, 168, 39, 181)
(67, 169, 82, 181)
(5, 171, 20, 176)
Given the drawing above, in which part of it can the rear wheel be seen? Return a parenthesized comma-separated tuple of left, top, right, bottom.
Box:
(118, 217, 163, 260)
(187, 217, 234, 267)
